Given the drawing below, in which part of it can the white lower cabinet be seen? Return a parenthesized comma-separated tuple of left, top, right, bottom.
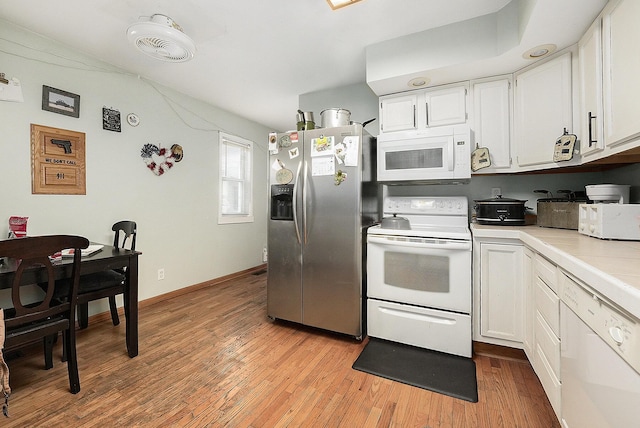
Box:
(473, 239, 524, 346)
(473, 228, 562, 424)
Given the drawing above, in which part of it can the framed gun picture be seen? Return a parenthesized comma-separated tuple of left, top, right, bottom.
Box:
(30, 124, 86, 195)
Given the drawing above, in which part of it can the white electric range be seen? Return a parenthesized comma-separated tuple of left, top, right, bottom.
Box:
(366, 196, 472, 358)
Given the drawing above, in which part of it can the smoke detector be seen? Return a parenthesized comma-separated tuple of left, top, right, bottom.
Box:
(127, 14, 196, 62)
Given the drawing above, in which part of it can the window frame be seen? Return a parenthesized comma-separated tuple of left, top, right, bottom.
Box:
(218, 132, 254, 224)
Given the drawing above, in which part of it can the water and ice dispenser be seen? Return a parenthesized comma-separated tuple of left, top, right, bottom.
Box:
(270, 184, 294, 220)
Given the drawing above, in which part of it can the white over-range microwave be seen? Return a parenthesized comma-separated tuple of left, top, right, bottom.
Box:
(376, 127, 471, 183)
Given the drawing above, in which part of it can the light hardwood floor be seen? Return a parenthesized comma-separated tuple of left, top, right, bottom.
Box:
(3, 271, 559, 427)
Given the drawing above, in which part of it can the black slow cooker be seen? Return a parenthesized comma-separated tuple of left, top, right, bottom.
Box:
(474, 195, 527, 225)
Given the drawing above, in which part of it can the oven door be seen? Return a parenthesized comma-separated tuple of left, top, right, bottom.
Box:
(366, 234, 471, 313)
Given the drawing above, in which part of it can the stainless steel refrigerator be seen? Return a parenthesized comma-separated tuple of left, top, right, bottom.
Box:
(267, 124, 379, 339)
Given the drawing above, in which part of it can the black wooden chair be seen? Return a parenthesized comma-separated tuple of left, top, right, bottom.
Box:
(1, 235, 89, 394)
(75, 220, 137, 329)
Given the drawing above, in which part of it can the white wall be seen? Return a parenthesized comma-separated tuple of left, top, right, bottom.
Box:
(0, 19, 270, 313)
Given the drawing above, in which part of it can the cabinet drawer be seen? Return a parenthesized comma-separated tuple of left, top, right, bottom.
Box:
(535, 254, 557, 293)
(535, 312, 560, 378)
(534, 341, 561, 420)
(535, 276, 560, 336)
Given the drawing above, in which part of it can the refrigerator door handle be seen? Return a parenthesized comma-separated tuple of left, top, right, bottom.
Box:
(292, 161, 302, 244)
(303, 160, 308, 244)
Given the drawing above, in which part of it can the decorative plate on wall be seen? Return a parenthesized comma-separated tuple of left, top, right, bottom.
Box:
(127, 113, 140, 127)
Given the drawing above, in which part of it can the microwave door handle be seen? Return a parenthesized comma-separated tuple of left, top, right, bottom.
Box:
(292, 161, 302, 244)
(447, 137, 454, 171)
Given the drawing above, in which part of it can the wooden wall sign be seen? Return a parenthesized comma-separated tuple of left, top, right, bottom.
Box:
(31, 124, 86, 195)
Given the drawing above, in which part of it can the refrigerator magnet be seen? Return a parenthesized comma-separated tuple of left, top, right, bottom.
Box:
(268, 132, 278, 153)
(343, 136, 360, 167)
(334, 142, 346, 164)
(311, 136, 334, 157)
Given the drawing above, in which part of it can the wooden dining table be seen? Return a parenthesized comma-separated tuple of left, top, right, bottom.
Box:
(0, 244, 141, 358)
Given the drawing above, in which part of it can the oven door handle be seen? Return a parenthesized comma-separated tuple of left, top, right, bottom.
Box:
(367, 235, 471, 250)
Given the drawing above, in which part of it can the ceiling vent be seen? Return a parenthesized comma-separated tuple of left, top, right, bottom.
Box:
(127, 14, 196, 63)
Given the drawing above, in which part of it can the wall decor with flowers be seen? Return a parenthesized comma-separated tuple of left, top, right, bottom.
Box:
(140, 143, 183, 176)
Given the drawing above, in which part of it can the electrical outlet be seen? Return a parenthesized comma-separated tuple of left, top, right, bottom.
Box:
(157, 268, 165, 280)
(262, 247, 268, 263)
(491, 187, 502, 198)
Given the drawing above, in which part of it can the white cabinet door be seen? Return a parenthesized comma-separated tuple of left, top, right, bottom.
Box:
(514, 53, 573, 167)
(471, 77, 512, 171)
(603, 0, 640, 148)
(579, 18, 604, 156)
(379, 94, 417, 133)
(425, 85, 467, 127)
(479, 242, 523, 342)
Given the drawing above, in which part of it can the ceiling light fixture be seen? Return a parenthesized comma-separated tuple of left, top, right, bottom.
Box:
(408, 77, 430, 88)
(127, 14, 196, 63)
(522, 44, 557, 60)
(326, 0, 362, 10)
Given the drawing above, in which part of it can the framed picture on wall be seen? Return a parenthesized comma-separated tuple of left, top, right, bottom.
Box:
(42, 85, 80, 118)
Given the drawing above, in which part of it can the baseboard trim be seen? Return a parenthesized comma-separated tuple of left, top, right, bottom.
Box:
(86, 264, 268, 325)
(473, 341, 528, 362)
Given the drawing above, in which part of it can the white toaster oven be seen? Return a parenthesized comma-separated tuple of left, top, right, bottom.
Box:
(578, 203, 640, 240)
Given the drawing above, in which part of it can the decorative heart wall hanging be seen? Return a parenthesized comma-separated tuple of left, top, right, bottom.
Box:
(140, 143, 183, 176)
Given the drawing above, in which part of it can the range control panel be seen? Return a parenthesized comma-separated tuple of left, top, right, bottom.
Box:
(383, 196, 468, 216)
(561, 271, 640, 374)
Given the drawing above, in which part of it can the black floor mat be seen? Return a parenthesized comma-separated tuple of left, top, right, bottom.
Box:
(352, 338, 478, 403)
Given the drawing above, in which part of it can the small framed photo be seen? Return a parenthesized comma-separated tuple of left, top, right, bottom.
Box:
(102, 107, 121, 132)
(42, 85, 80, 118)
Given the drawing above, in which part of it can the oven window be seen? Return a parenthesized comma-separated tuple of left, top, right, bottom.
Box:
(385, 148, 443, 170)
(384, 252, 449, 292)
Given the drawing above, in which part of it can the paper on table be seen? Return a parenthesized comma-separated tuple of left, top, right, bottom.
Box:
(61, 244, 104, 258)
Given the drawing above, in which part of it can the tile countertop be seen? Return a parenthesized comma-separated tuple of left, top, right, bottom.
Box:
(471, 223, 640, 320)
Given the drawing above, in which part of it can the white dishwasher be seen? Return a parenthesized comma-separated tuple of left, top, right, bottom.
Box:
(560, 271, 640, 428)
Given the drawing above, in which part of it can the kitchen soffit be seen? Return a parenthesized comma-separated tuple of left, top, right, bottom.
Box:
(366, 0, 608, 96)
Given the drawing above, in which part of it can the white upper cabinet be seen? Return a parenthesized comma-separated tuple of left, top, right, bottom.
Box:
(424, 85, 467, 127)
(514, 52, 574, 168)
(602, 0, 640, 148)
(378, 83, 468, 135)
(379, 94, 417, 133)
(579, 18, 604, 156)
(471, 77, 512, 172)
